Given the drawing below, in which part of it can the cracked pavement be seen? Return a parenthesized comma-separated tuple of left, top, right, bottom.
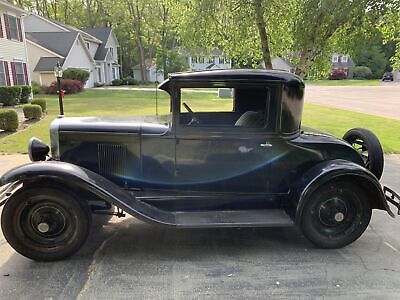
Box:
(0, 155, 399, 299)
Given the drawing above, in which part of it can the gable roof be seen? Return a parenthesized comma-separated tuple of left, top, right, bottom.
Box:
(26, 32, 78, 57)
(82, 28, 115, 60)
(27, 13, 102, 43)
(34, 57, 65, 72)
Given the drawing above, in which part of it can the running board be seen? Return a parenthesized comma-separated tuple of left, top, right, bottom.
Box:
(173, 209, 294, 228)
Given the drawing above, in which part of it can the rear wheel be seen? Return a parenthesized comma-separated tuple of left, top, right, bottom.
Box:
(1, 187, 91, 261)
(343, 128, 384, 179)
(301, 181, 372, 249)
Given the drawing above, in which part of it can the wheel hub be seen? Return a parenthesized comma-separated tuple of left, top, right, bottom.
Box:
(37, 222, 50, 233)
(318, 197, 348, 226)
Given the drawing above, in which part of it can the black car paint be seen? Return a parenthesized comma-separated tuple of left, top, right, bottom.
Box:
(0, 69, 394, 225)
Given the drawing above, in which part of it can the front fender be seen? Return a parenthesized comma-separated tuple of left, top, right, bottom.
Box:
(293, 159, 394, 223)
(0, 161, 174, 225)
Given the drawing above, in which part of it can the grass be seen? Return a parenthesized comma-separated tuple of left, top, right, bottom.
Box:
(304, 79, 381, 86)
(0, 89, 399, 154)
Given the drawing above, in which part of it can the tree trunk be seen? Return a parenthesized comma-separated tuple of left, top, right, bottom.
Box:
(252, 0, 272, 69)
(134, 2, 147, 82)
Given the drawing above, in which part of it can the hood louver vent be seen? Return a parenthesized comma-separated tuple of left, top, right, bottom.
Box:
(98, 144, 128, 178)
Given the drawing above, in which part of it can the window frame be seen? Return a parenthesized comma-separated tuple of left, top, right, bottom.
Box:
(13, 62, 26, 85)
(8, 15, 19, 41)
(332, 55, 339, 63)
(173, 81, 279, 134)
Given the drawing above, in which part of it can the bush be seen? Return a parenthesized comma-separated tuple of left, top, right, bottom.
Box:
(0, 86, 20, 106)
(328, 69, 347, 80)
(17, 85, 32, 104)
(353, 66, 373, 80)
(23, 104, 42, 120)
(94, 82, 104, 87)
(63, 68, 90, 84)
(46, 79, 83, 94)
(0, 109, 18, 131)
(121, 77, 137, 85)
(111, 79, 123, 86)
(31, 99, 47, 112)
(31, 81, 46, 95)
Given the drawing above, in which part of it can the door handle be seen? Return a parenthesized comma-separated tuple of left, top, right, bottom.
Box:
(260, 141, 272, 147)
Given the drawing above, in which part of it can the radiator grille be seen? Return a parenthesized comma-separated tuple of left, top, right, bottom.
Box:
(98, 143, 127, 177)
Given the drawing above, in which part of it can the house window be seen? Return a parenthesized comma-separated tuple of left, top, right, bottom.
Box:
(14, 62, 25, 85)
(341, 55, 348, 63)
(0, 62, 6, 86)
(96, 67, 102, 83)
(110, 47, 114, 58)
(8, 15, 19, 41)
(332, 55, 339, 63)
(198, 57, 204, 63)
(86, 42, 90, 49)
(219, 57, 225, 64)
(192, 57, 198, 64)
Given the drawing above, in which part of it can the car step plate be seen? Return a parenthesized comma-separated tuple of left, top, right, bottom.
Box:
(174, 209, 294, 228)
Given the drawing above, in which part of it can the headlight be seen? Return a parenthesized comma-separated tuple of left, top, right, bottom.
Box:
(28, 137, 49, 162)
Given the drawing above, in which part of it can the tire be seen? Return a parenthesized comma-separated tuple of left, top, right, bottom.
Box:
(1, 187, 91, 261)
(343, 128, 384, 179)
(301, 181, 372, 249)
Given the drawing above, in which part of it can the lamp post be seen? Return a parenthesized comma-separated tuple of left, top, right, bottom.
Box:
(54, 62, 64, 115)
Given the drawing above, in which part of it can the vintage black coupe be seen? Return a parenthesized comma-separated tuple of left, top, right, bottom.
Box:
(1, 69, 399, 261)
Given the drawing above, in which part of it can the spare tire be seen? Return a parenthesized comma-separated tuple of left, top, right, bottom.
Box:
(343, 128, 384, 179)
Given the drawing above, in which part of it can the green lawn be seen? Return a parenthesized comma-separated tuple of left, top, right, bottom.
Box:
(0, 89, 399, 154)
(304, 79, 381, 86)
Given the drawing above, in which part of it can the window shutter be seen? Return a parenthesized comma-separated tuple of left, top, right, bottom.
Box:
(0, 15, 3, 38)
(4, 14, 11, 40)
(17, 17, 23, 42)
(4, 62, 11, 86)
(10, 62, 16, 85)
(23, 63, 28, 84)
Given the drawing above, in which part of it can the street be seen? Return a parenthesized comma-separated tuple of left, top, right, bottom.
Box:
(0, 155, 399, 299)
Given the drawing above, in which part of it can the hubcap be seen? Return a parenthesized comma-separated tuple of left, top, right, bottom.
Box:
(334, 212, 345, 222)
(37, 222, 50, 233)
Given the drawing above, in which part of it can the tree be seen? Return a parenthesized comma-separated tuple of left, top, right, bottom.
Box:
(353, 44, 387, 78)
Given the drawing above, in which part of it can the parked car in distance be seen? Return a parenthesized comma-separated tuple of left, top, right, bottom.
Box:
(1, 69, 400, 261)
(382, 72, 394, 81)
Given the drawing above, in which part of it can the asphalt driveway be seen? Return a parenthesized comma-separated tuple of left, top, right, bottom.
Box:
(0, 155, 400, 299)
(305, 84, 400, 120)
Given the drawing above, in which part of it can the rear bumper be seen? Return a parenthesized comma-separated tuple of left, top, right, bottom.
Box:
(384, 186, 400, 217)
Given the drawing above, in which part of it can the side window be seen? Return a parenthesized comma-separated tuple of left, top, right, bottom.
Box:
(178, 87, 270, 129)
(0, 62, 6, 86)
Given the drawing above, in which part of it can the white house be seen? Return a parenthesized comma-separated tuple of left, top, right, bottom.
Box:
(24, 13, 120, 87)
(186, 50, 232, 71)
(271, 56, 294, 73)
(0, 1, 30, 87)
(133, 58, 164, 83)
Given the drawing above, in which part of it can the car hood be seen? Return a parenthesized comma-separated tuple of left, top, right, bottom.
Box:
(52, 116, 170, 135)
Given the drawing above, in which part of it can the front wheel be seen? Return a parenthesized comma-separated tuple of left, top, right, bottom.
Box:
(301, 181, 372, 249)
(1, 187, 91, 261)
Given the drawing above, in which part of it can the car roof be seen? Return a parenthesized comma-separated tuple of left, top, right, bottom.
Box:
(158, 69, 304, 92)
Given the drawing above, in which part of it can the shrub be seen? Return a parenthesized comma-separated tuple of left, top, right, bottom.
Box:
(17, 85, 32, 104)
(0, 86, 20, 106)
(122, 77, 137, 85)
(63, 68, 90, 84)
(94, 82, 104, 87)
(31, 99, 47, 112)
(353, 66, 373, 80)
(46, 79, 83, 94)
(328, 69, 347, 80)
(111, 79, 123, 86)
(0, 109, 18, 131)
(23, 104, 42, 120)
(31, 81, 46, 95)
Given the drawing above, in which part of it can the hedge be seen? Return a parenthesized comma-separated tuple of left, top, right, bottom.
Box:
(63, 68, 90, 84)
(353, 66, 373, 80)
(0, 86, 20, 106)
(17, 85, 32, 104)
(23, 104, 42, 120)
(31, 99, 47, 112)
(111, 79, 123, 86)
(46, 79, 83, 94)
(328, 69, 347, 80)
(0, 109, 18, 131)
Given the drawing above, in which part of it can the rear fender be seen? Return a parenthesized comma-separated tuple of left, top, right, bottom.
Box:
(0, 161, 174, 225)
(293, 159, 394, 223)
